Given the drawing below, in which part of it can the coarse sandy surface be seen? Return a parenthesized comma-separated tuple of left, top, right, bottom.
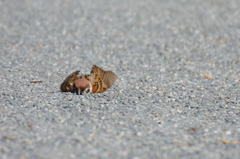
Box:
(0, 0, 240, 158)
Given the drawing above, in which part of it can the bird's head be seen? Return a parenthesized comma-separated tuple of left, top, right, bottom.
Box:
(72, 78, 92, 95)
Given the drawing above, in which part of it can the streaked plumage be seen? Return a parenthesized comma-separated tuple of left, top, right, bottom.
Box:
(60, 65, 118, 95)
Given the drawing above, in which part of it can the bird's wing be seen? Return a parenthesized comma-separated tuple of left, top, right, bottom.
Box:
(60, 70, 80, 92)
(89, 65, 118, 93)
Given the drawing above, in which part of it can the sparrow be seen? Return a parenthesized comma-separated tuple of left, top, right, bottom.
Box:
(60, 65, 118, 95)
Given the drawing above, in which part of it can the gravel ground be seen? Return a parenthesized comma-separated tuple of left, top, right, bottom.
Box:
(0, 0, 240, 158)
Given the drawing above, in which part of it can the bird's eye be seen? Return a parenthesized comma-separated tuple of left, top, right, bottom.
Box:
(86, 88, 90, 93)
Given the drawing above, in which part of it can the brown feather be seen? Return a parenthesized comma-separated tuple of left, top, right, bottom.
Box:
(89, 65, 118, 93)
(60, 70, 80, 92)
(60, 65, 117, 94)
(102, 71, 118, 89)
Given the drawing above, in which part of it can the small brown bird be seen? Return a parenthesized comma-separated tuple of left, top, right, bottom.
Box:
(60, 65, 118, 95)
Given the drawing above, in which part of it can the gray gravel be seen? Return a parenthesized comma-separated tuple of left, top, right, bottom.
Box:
(0, 0, 240, 158)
